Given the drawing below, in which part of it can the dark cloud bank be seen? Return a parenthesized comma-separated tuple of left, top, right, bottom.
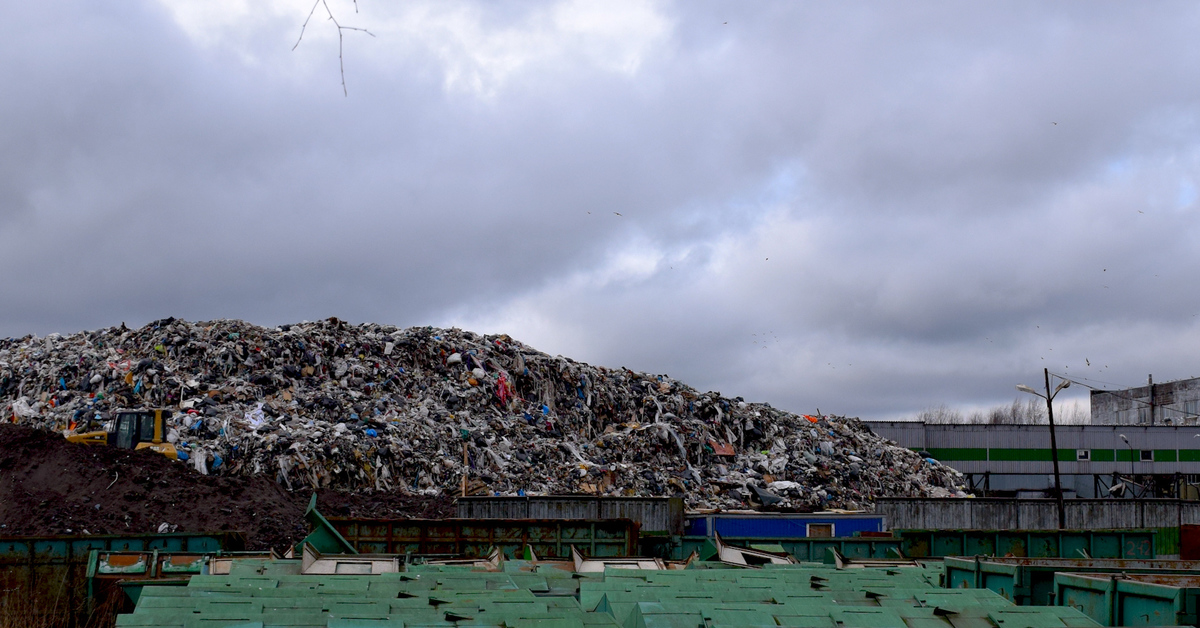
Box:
(3, 1, 1200, 419)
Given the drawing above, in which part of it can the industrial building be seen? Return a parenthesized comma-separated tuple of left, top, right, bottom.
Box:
(866, 421, 1200, 498)
(1090, 375, 1200, 425)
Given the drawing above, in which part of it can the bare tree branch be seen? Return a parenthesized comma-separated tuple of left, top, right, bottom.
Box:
(292, 0, 322, 52)
(293, 0, 375, 96)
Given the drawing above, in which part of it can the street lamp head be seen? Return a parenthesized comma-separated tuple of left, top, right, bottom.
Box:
(1016, 384, 1042, 396)
(1054, 379, 1071, 394)
(1120, 433, 1129, 443)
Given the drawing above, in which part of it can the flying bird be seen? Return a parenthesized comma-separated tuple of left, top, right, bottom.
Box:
(613, 212, 622, 216)
(1086, 358, 1090, 366)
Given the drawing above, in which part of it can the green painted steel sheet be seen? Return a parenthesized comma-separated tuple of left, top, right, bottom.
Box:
(945, 555, 1200, 617)
(114, 559, 1108, 628)
(0, 531, 243, 628)
(1054, 572, 1200, 626)
(675, 535, 901, 561)
(1156, 527, 1181, 558)
(898, 530, 1156, 559)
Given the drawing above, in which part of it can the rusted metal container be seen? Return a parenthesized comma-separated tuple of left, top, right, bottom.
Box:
(456, 495, 683, 535)
(1179, 524, 1200, 560)
(328, 517, 639, 559)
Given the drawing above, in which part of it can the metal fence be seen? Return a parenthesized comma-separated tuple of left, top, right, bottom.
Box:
(876, 498, 1200, 531)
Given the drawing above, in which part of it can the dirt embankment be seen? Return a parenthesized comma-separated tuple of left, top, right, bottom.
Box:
(0, 423, 453, 551)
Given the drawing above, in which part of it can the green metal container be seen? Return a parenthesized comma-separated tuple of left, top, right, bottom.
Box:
(296, 495, 640, 559)
(674, 535, 902, 562)
(898, 529, 1156, 559)
(1055, 572, 1200, 626)
(0, 531, 244, 627)
(115, 559, 1106, 628)
(944, 556, 1200, 608)
(329, 517, 639, 559)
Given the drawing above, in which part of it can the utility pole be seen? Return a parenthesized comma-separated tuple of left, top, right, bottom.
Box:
(1149, 374, 1155, 426)
(1044, 368, 1066, 529)
(1018, 370, 1069, 529)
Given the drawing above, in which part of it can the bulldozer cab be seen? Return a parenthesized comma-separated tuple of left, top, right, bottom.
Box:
(65, 408, 178, 460)
(113, 409, 169, 449)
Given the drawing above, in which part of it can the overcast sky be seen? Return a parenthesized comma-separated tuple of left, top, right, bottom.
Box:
(3, 1, 1200, 420)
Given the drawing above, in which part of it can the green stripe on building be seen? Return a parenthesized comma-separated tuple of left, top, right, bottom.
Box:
(925, 448, 988, 461)
(919, 447, 1195, 464)
(988, 449, 1053, 462)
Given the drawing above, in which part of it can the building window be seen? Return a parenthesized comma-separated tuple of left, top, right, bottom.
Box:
(1077, 450, 1090, 461)
(1138, 407, 1152, 424)
(1140, 450, 1154, 462)
(807, 523, 834, 538)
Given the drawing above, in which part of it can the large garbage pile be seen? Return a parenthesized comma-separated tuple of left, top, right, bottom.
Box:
(0, 422, 453, 547)
(0, 318, 967, 510)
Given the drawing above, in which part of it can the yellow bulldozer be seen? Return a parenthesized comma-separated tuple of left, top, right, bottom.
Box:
(65, 408, 179, 460)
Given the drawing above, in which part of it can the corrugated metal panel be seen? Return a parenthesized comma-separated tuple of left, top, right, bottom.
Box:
(933, 425, 1001, 450)
(867, 421, 1200, 452)
(598, 498, 683, 535)
(972, 501, 1020, 530)
(877, 498, 1199, 531)
(863, 421, 928, 449)
(1017, 501, 1059, 530)
(527, 496, 596, 520)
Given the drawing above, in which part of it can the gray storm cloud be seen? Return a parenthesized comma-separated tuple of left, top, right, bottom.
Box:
(2, 1, 1199, 419)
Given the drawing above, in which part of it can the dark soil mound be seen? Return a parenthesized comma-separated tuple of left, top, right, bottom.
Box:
(0, 423, 453, 551)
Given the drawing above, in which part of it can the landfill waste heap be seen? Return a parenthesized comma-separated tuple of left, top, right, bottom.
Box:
(0, 318, 967, 510)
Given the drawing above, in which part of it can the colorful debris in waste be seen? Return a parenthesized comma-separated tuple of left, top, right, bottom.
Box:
(0, 318, 966, 510)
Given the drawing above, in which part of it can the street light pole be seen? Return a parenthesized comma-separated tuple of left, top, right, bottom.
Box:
(1017, 368, 1069, 530)
(1043, 368, 1066, 530)
(1120, 433, 1134, 483)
